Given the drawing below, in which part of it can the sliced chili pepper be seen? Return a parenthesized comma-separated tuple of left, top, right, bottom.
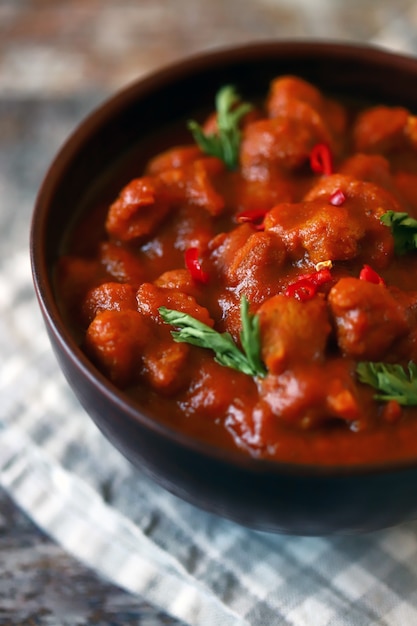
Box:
(329, 189, 346, 206)
(284, 268, 333, 301)
(310, 143, 333, 176)
(296, 267, 333, 287)
(236, 208, 268, 230)
(285, 278, 317, 301)
(359, 264, 385, 286)
(185, 247, 210, 284)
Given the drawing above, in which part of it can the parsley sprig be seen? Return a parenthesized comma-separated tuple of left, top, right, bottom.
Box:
(187, 85, 253, 170)
(159, 295, 267, 378)
(356, 361, 417, 405)
(381, 210, 417, 255)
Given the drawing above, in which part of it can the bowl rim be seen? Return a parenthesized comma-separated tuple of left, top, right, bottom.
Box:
(30, 38, 417, 478)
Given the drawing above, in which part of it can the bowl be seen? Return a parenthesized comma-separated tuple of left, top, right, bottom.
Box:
(31, 41, 417, 535)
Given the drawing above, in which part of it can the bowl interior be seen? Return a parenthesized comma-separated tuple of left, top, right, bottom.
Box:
(30, 41, 417, 533)
(32, 40, 417, 463)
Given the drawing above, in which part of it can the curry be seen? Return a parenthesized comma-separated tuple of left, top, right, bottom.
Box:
(56, 76, 417, 465)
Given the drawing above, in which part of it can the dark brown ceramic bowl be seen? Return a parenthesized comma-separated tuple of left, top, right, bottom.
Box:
(31, 41, 417, 535)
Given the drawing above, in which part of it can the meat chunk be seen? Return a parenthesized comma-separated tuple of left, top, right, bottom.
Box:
(264, 198, 364, 264)
(179, 356, 256, 419)
(154, 268, 200, 296)
(266, 75, 347, 141)
(141, 329, 190, 393)
(328, 277, 409, 359)
(238, 75, 347, 181)
(257, 294, 331, 375)
(212, 229, 286, 302)
(305, 173, 402, 213)
(227, 231, 286, 282)
(146, 145, 225, 215)
(85, 306, 191, 393)
(340, 154, 400, 195)
(85, 309, 149, 387)
(164, 203, 216, 254)
(158, 158, 225, 216)
(210, 223, 254, 273)
(240, 116, 328, 180)
(99, 241, 146, 287)
(82, 282, 137, 325)
(258, 360, 361, 428)
(255, 284, 361, 427)
(290, 174, 396, 267)
(136, 282, 214, 326)
(353, 106, 411, 154)
(235, 175, 297, 212)
(267, 75, 324, 115)
(106, 176, 170, 242)
(136, 282, 211, 392)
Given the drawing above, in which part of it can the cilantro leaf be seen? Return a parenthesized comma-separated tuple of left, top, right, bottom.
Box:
(356, 361, 417, 405)
(380, 210, 417, 255)
(188, 85, 253, 170)
(159, 296, 266, 378)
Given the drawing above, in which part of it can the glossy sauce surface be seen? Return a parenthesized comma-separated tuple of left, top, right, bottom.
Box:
(56, 76, 417, 465)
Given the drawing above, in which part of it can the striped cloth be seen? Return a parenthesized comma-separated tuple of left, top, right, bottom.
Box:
(2, 201, 417, 626)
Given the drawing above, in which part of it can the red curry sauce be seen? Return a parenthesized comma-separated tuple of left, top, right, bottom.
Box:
(56, 76, 417, 465)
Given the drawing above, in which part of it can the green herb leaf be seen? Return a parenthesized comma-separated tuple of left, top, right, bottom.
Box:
(381, 210, 417, 255)
(158, 296, 266, 378)
(239, 296, 267, 377)
(187, 85, 253, 170)
(356, 361, 417, 405)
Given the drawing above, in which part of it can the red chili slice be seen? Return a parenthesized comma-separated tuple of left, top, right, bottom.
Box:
(329, 189, 346, 206)
(185, 247, 210, 284)
(310, 143, 333, 176)
(236, 208, 268, 230)
(296, 267, 333, 287)
(285, 279, 317, 301)
(284, 268, 333, 301)
(359, 264, 385, 286)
